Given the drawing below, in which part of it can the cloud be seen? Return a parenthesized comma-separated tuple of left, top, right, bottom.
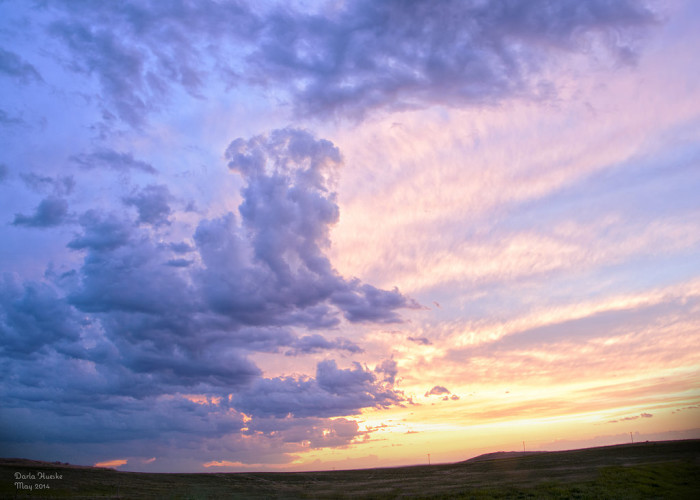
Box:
(234, 360, 404, 419)
(169, 242, 194, 254)
(197, 128, 419, 328)
(67, 210, 132, 251)
(63, 129, 415, 355)
(122, 184, 173, 226)
(425, 385, 451, 397)
(0, 395, 247, 448)
(0, 46, 43, 83)
(250, 0, 657, 119)
(20, 173, 75, 196)
(243, 415, 367, 450)
(165, 258, 192, 268)
(285, 334, 363, 356)
(12, 197, 69, 227)
(408, 336, 432, 346)
(0, 275, 81, 358)
(34, 0, 658, 127)
(71, 148, 157, 174)
(0, 128, 417, 466)
(94, 459, 127, 468)
(46, 0, 260, 126)
(0, 109, 24, 127)
(375, 358, 398, 385)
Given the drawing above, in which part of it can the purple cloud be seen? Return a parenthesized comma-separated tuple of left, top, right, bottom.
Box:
(250, 0, 656, 119)
(35, 0, 657, 126)
(71, 148, 157, 174)
(0, 46, 43, 83)
(12, 197, 69, 227)
(425, 385, 451, 397)
(0, 128, 415, 467)
(122, 184, 173, 226)
(234, 360, 404, 419)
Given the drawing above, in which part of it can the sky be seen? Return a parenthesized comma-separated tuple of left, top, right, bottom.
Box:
(1, 0, 699, 473)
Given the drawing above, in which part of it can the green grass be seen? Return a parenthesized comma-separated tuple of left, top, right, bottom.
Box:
(2, 440, 699, 499)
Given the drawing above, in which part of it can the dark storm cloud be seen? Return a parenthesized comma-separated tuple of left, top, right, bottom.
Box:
(0, 275, 81, 358)
(0, 394, 245, 445)
(60, 130, 413, 363)
(71, 148, 157, 174)
(12, 196, 69, 227)
(123, 344, 260, 389)
(1, 128, 416, 460)
(249, 0, 656, 119)
(234, 360, 404, 418)
(36, 0, 656, 126)
(0, 46, 43, 83)
(67, 210, 131, 251)
(122, 184, 173, 226)
(67, 223, 194, 316)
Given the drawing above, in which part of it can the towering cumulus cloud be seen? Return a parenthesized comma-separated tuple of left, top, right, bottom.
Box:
(220, 129, 418, 326)
(0, 128, 413, 469)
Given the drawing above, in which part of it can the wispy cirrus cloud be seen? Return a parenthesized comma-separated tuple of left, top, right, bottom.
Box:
(71, 148, 157, 174)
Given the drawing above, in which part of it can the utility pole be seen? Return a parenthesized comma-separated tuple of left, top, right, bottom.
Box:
(427, 453, 431, 465)
(630, 432, 633, 443)
(523, 441, 525, 452)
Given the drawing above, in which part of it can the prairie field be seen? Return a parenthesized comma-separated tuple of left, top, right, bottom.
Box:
(2, 439, 699, 499)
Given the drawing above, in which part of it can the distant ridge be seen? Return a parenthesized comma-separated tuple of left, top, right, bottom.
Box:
(2, 439, 699, 472)
(462, 451, 544, 463)
(460, 439, 700, 465)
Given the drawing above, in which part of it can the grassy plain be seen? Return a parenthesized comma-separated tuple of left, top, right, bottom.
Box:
(1, 439, 698, 499)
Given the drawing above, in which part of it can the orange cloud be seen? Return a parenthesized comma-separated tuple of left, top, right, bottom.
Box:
(182, 394, 222, 405)
(203, 460, 244, 468)
(203, 460, 290, 470)
(94, 459, 128, 468)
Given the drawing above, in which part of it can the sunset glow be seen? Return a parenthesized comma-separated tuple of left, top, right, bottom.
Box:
(1, 0, 699, 473)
